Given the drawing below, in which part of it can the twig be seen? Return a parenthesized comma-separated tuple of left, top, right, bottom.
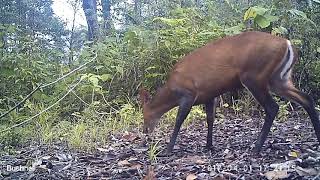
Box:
(41, 52, 97, 89)
(0, 52, 97, 119)
(0, 79, 83, 133)
(71, 90, 89, 106)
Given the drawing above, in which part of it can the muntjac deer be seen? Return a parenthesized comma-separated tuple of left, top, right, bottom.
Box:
(139, 31, 320, 154)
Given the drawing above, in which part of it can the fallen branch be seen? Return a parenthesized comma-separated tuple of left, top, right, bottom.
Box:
(0, 52, 97, 120)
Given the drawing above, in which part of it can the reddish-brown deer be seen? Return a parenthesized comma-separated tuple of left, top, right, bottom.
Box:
(139, 31, 320, 154)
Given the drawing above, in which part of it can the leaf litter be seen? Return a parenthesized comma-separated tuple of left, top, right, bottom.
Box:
(1, 113, 320, 179)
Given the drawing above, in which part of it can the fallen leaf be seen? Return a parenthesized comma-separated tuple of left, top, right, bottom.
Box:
(212, 174, 227, 180)
(220, 172, 237, 179)
(295, 166, 319, 176)
(128, 157, 138, 161)
(223, 149, 230, 154)
(122, 132, 139, 142)
(186, 173, 197, 180)
(42, 155, 52, 160)
(264, 170, 289, 180)
(197, 173, 209, 179)
(97, 147, 109, 152)
(305, 156, 317, 163)
(130, 164, 142, 169)
(132, 147, 148, 153)
(62, 163, 72, 170)
(288, 151, 298, 158)
(117, 160, 131, 166)
(293, 125, 300, 130)
(195, 159, 206, 165)
(56, 153, 72, 162)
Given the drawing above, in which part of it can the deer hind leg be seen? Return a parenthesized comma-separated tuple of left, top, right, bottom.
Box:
(205, 98, 217, 149)
(270, 79, 320, 143)
(240, 77, 279, 153)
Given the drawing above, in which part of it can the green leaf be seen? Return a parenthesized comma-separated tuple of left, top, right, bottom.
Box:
(289, 9, 316, 26)
(92, 101, 100, 105)
(255, 15, 270, 28)
(0, 24, 5, 30)
(145, 66, 157, 72)
(289, 9, 307, 19)
(313, 0, 320, 4)
(153, 17, 185, 27)
(100, 74, 111, 81)
(80, 74, 88, 81)
(272, 27, 288, 35)
(89, 76, 99, 87)
(197, 31, 218, 37)
(115, 66, 123, 76)
(317, 47, 320, 53)
(244, 7, 257, 21)
(0, 68, 15, 76)
(291, 39, 302, 45)
(252, 6, 268, 15)
(264, 14, 279, 22)
(7, 25, 16, 33)
(95, 65, 104, 70)
(145, 73, 164, 78)
(224, 23, 245, 35)
(288, 151, 298, 158)
(124, 31, 137, 42)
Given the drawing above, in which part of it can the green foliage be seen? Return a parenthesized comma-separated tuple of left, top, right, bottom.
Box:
(277, 101, 290, 122)
(148, 140, 161, 164)
(244, 6, 279, 28)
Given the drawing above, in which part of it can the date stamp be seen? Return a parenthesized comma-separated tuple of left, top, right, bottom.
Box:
(208, 163, 296, 173)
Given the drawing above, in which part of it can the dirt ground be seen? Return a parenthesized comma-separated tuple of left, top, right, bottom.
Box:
(1, 112, 320, 179)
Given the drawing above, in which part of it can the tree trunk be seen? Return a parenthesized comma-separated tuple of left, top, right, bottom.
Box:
(195, 0, 200, 7)
(82, 0, 99, 41)
(101, 0, 111, 35)
(134, 0, 141, 24)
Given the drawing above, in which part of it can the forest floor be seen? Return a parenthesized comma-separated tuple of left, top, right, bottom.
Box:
(1, 112, 320, 179)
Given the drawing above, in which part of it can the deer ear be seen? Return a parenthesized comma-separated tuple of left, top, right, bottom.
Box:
(139, 88, 151, 105)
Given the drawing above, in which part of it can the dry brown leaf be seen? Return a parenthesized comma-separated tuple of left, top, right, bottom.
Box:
(195, 159, 206, 165)
(117, 160, 131, 166)
(186, 173, 197, 180)
(130, 164, 142, 170)
(122, 132, 138, 142)
(264, 170, 289, 180)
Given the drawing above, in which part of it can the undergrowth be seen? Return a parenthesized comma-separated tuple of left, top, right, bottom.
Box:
(0, 91, 299, 154)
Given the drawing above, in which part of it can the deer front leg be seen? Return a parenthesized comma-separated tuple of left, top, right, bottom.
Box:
(167, 94, 194, 154)
(205, 98, 216, 149)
